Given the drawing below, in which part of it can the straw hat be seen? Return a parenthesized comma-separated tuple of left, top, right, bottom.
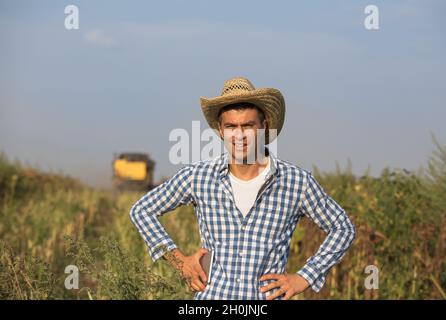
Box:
(200, 77, 285, 144)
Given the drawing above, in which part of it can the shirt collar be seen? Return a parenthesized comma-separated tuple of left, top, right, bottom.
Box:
(217, 146, 279, 179)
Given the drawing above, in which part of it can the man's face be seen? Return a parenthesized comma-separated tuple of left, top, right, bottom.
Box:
(218, 108, 266, 164)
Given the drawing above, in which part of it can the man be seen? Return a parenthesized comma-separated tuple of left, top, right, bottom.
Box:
(130, 77, 356, 300)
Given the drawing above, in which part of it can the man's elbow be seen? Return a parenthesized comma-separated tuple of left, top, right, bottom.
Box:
(129, 202, 140, 225)
(348, 218, 357, 246)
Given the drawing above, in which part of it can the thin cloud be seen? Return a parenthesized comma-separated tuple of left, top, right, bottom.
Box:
(84, 29, 117, 47)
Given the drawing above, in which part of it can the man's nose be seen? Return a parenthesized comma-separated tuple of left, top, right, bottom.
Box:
(233, 128, 245, 140)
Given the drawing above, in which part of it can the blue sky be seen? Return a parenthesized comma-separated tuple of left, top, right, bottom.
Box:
(1, 0, 445, 188)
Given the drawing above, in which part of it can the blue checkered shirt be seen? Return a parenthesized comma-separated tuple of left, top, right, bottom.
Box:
(130, 149, 356, 299)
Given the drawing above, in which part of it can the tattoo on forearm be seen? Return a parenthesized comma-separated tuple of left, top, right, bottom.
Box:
(162, 249, 194, 290)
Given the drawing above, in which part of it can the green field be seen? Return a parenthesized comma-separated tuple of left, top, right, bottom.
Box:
(1, 138, 445, 299)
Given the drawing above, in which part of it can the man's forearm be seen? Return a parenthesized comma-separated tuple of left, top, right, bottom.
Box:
(129, 165, 194, 262)
(130, 200, 178, 262)
(297, 213, 356, 292)
(162, 248, 185, 271)
(297, 172, 356, 292)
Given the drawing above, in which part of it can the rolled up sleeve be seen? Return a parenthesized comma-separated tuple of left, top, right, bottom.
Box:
(129, 165, 194, 262)
(297, 173, 356, 292)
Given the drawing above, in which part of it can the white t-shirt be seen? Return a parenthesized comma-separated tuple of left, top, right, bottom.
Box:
(228, 157, 271, 217)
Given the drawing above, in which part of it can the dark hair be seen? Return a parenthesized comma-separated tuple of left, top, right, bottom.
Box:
(217, 102, 266, 124)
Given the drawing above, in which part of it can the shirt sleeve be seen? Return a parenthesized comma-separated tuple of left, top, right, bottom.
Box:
(129, 164, 195, 262)
(296, 172, 356, 292)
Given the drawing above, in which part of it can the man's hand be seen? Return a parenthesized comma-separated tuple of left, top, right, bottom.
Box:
(259, 273, 310, 300)
(164, 248, 209, 293)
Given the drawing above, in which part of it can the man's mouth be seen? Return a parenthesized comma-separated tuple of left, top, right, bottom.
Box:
(233, 142, 247, 149)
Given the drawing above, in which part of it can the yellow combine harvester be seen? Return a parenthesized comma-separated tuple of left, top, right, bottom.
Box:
(112, 152, 156, 191)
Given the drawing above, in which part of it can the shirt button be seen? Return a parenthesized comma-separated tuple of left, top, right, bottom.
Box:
(239, 251, 243, 257)
(241, 225, 246, 230)
(236, 278, 241, 283)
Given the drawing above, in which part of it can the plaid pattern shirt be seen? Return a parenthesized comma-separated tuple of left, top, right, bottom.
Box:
(130, 149, 356, 300)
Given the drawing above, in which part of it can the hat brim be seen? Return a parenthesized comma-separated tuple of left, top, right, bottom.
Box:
(200, 88, 285, 144)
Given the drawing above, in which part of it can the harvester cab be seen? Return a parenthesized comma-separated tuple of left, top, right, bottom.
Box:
(112, 152, 155, 191)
